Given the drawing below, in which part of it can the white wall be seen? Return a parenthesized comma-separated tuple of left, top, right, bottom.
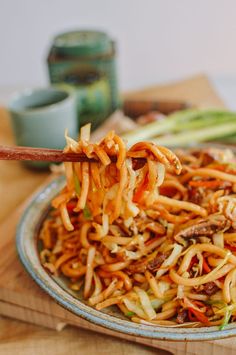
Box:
(1, 0, 236, 90)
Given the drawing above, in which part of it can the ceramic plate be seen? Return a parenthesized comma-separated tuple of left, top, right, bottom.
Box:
(16, 173, 236, 341)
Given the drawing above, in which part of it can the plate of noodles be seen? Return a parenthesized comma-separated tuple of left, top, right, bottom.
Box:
(16, 124, 236, 340)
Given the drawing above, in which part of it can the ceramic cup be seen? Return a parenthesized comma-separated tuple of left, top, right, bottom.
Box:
(8, 87, 78, 168)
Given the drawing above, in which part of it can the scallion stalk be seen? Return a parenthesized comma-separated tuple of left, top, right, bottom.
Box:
(122, 109, 236, 147)
(122, 117, 174, 145)
(152, 122, 236, 147)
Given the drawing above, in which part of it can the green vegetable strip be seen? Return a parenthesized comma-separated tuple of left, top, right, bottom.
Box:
(122, 109, 236, 147)
(122, 118, 174, 145)
(152, 122, 236, 147)
(172, 115, 235, 133)
(83, 205, 92, 219)
(73, 170, 91, 218)
(125, 311, 135, 317)
(73, 171, 92, 219)
(219, 309, 232, 330)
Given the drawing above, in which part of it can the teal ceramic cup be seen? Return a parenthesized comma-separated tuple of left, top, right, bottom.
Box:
(8, 87, 78, 168)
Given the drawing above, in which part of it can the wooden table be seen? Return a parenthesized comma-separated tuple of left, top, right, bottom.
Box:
(0, 317, 164, 355)
(0, 75, 226, 355)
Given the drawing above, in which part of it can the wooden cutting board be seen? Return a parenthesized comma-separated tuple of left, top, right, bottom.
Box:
(0, 74, 232, 355)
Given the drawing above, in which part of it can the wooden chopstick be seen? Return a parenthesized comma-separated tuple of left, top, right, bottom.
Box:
(0, 145, 117, 163)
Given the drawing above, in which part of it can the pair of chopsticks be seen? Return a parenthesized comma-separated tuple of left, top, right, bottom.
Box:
(0, 145, 148, 172)
(0, 145, 116, 163)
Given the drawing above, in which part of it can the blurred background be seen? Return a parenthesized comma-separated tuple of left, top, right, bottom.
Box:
(1, 0, 236, 94)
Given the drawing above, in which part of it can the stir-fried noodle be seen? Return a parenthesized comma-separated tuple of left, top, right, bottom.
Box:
(40, 124, 236, 328)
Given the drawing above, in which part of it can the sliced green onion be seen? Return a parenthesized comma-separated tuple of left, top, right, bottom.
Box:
(219, 309, 232, 330)
(73, 171, 91, 219)
(83, 205, 92, 219)
(125, 311, 135, 317)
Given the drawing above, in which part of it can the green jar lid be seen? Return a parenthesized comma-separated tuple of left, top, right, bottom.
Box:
(53, 30, 112, 57)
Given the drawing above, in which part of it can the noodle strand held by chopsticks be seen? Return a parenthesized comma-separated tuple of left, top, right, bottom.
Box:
(74, 162, 89, 211)
(40, 125, 236, 328)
